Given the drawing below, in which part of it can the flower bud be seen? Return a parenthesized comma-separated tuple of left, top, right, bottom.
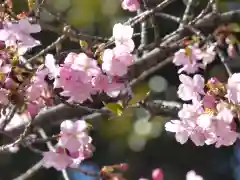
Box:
(227, 44, 237, 58)
(152, 168, 164, 180)
(4, 78, 18, 90)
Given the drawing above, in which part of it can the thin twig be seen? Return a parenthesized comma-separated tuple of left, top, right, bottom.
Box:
(12, 160, 43, 180)
(26, 34, 67, 64)
(179, 0, 194, 29)
(37, 128, 70, 180)
(0, 117, 34, 151)
(0, 105, 17, 130)
(138, 8, 148, 55)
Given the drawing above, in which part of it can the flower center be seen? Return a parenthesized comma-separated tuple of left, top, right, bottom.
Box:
(185, 47, 193, 64)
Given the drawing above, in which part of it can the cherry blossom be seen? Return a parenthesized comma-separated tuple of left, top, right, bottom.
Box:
(102, 46, 134, 76)
(44, 54, 60, 79)
(173, 46, 203, 74)
(0, 88, 9, 105)
(59, 120, 91, 153)
(121, 0, 140, 12)
(186, 171, 204, 180)
(42, 147, 73, 171)
(91, 74, 124, 97)
(165, 99, 238, 147)
(202, 94, 216, 109)
(177, 74, 205, 102)
(54, 66, 94, 103)
(68, 52, 101, 78)
(227, 44, 237, 58)
(50, 52, 100, 103)
(226, 73, 240, 104)
(25, 80, 48, 102)
(0, 18, 41, 55)
(42, 120, 93, 171)
(201, 44, 216, 66)
(113, 23, 135, 52)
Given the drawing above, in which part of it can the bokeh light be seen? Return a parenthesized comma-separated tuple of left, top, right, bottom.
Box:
(148, 75, 168, 93)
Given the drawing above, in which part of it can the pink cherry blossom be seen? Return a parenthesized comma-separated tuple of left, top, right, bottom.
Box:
(201, 44, 216, 66)
(214, 122, 238, 148)
(0, 19, 41, 55)
(177, 74, 205, 102)
(25, 77, 48, 102)
(102, 47, 133, 76)
(165, 102, 207, 146)
(48, 52, 104, 103)
(0, 88, 9, 105)
(121, 0, 140, 12)
(69, 52, 101, 78)
(44, 54, 59, 79)
(196, 113, 214, 130)
(186, 171, 204, 180)
(69, 144, 95, 168)
(27, 103, 40, 118)
(42, 148, 73, 171)
(59, 120, 91, 153)
(91, 74, 124, 97)
(178, 101, 203, 121)
(165, 100, 239, 147)
(173, 46, 203, 74)
(227, 73, 240, 104)
(113, 23, 135, 52)
(4, 78, 18, 90)
(227, 44, 237, 58)
(216, 107, 233, 124)
(54, 66, 93, 103)
(202, 94, 216, 109)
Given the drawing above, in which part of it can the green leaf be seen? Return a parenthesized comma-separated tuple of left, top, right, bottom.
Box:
(101, 107, 135, 138)
(229, 23, 240, 32)
(80, 40, 89, 50)
(128, 82, 150, 105)
(103, 102, 123, 116)
(191, 35, 200, 43)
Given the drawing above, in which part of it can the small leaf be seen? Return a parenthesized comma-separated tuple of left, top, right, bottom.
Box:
(228, 23, 240, 32)
(97, 53, 103, 64)
(103, 102, 123, 116)
(227, 34, 238, 44)
(191, 35, 200, 43)
(27, 0, 35, 11)
(80, 40, 89, 50)
(128, 82, 150, 105)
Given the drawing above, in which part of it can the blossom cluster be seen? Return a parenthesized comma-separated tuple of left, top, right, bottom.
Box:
(0, 17, 44, 117)
(42, 120, 93, 171)
(0, 13, 136, 171)
(173, 43, 216, 74)
(165, 43, 240, 147)
(38, 23, 135, 104)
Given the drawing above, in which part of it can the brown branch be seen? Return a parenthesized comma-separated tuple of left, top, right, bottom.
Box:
(12, 160, 43, 180)
(128, 9, 240, 82)
(0, 117, 34, 151)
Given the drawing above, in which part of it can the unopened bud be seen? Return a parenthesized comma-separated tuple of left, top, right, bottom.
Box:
(4, 78, 18, 90)
(152, 168, 164, 180)
(227, 44, 237, 58)
(63, 25, 71, 34)
(119, 163, 129, 171)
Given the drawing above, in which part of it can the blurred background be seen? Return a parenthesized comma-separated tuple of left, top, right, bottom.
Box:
(1, 0, 240, 180)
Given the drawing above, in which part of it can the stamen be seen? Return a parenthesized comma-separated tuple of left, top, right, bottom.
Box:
(185, 47, 192, 64)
